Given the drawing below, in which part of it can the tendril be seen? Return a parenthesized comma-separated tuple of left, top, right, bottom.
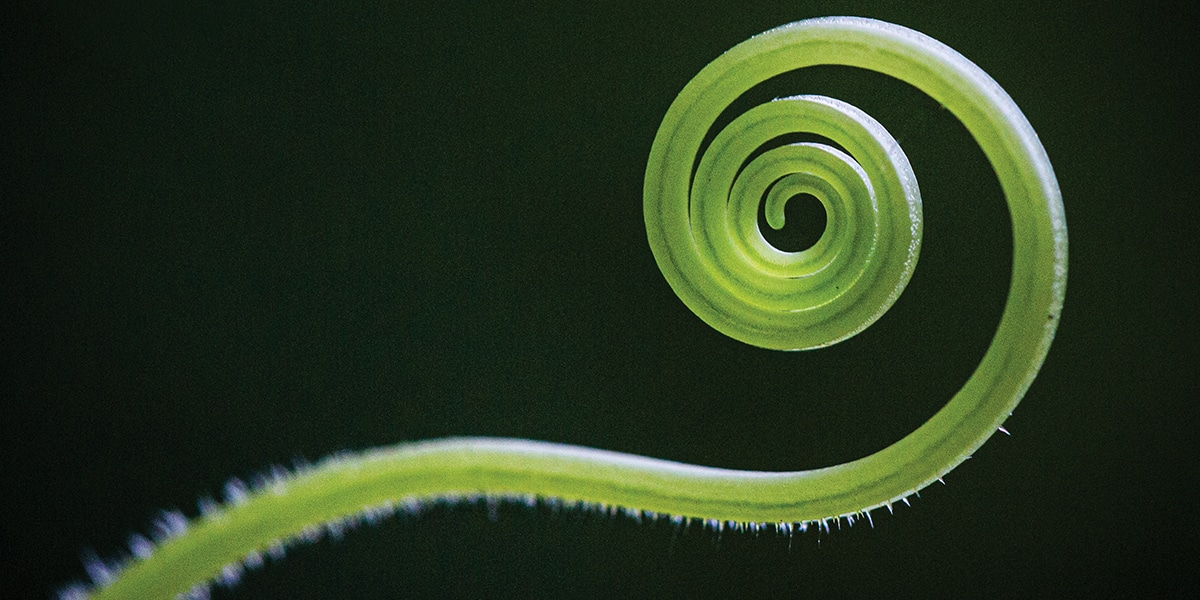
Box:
(69, 17, 1064, 600)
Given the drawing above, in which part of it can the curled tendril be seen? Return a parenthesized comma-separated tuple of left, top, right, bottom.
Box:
(71, 17, 1064, 600)
(649, 91, 922, 350)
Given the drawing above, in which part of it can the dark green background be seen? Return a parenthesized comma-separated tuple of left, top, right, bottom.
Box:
(5, 1, 1196, 598)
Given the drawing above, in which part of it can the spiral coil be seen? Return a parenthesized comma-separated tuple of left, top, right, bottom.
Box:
(643, 16, 1066, 517)
(645, 17, 1064, 357)
(648, 90, 922, 350)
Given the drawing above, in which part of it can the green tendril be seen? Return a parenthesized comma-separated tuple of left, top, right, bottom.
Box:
(76, 17, 1065, 600)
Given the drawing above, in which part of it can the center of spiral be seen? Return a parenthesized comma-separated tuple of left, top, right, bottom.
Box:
(759, 192, 828, 252)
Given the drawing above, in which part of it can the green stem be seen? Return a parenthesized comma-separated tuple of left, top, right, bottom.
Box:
(78, 17, 1065, 600)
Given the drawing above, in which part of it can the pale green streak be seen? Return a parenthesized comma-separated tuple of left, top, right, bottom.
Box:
(89, 17, 1065, 599)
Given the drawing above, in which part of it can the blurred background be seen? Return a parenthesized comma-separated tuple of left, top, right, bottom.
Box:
(4, 1, 1196, 598)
